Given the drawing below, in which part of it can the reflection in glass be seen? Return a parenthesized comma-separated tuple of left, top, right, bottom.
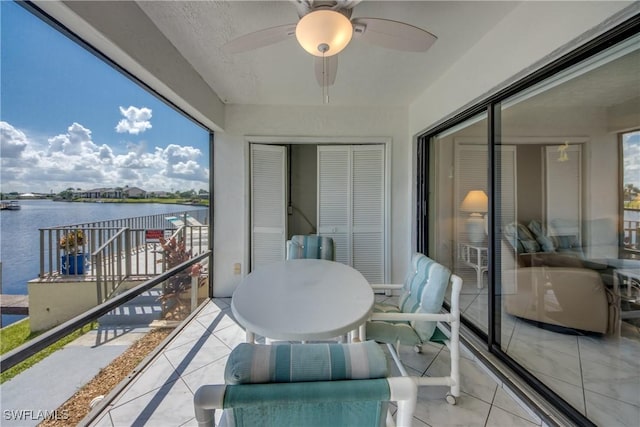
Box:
(430, 114, 489, 333)
(497, 35, 640, 424)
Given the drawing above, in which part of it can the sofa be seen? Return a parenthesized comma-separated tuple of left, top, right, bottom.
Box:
(503, 264, 618, 334)
(501, 225, 619, 334)
(504, 219, 615, 284)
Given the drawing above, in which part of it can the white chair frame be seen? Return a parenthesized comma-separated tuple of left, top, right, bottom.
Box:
(361, 274, 463, 404)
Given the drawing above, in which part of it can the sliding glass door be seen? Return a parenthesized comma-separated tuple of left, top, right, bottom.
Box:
(418, 23, 640, 427)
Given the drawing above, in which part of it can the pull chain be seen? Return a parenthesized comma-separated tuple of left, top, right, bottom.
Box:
(323, 53, 329, 104)
(317, 43, 330, 104)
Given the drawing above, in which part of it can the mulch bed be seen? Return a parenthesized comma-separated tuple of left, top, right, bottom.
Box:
(39, 328, 173, 426)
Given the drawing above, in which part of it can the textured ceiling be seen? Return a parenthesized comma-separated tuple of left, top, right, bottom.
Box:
(136, 1, 521, 107)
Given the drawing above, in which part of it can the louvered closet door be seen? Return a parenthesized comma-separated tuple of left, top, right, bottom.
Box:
(251, 144, 286, 270)
(352, 146, 384, 283)
(317, 146, 351, 265)
(317, 145, 385, 283)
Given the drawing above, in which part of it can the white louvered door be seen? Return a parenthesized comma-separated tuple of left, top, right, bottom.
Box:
(250, 144, 286, 270)
(317, 145, 385, 283)
(352, 146, 385, 283)
(317, 146, 351, 265)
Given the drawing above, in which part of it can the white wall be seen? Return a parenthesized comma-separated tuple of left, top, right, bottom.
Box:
(408, 1, 635, 135)
(212, 2, 636, 296)
(213, 105, 409, 296)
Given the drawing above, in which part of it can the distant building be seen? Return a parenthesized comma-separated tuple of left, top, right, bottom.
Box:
(123, 187, 146, 199)
(75, 187, 124, 199)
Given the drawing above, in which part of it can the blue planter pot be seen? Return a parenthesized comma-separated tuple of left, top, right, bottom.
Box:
(61, 254, 86, 275)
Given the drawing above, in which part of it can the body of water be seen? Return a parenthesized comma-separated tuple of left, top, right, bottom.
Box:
(0, 199, 203, 327)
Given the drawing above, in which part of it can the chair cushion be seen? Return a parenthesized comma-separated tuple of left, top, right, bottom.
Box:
(367, 303, 421, 346)
(367, 254, 451, 345)
(288, 235, 335, 261)
(225, 341, 388, 385)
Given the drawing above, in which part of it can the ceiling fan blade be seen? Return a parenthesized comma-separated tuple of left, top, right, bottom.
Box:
(351, 18, 437, 52)
(315, 55, 338, 87)
(223, 23, 297, 54)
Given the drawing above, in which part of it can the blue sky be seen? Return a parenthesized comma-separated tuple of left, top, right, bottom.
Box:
(1, 1, 209, 194)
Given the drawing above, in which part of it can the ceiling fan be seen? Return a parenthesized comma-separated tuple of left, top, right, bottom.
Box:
(223, 0, 437, 88)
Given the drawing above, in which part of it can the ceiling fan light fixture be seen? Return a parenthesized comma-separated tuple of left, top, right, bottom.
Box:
(295, 10, 353, 57)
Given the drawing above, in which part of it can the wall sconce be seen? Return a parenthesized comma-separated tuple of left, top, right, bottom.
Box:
(460, 190, 488, 244)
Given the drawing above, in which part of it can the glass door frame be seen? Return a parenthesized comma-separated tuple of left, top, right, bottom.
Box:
(414, 13, 640, 426)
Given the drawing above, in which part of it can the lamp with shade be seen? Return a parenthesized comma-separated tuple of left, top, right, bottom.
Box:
(460, 190, 488, 244)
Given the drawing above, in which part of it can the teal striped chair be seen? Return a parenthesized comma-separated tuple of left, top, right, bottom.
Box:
(365, 253, 463, 405)
(286, 235, 335, 261)
(194, 341, 417, 426)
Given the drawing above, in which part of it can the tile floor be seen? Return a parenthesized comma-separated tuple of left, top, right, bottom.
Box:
(89, 297, 544, 427)
(453, 269, 640, 427)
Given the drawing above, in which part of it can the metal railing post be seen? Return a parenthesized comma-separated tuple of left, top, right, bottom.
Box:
(125, 227, 132, 278)
(39, 230, 45, 278)
(96, 253, 103, 304)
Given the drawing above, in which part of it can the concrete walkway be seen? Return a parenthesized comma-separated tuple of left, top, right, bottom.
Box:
(1, 326, 149, 427)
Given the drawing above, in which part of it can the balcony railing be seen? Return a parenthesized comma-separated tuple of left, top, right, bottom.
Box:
(623, 216, 639, 254)
(0, 251, 211, 374)
(38, 208, 208, 279)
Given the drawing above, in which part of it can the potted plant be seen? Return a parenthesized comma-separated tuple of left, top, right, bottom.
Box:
(156, 236, 205, 320)
(59, 229, 86, 274)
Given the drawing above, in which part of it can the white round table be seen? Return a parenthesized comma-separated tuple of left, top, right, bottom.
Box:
(231, 259, 374, 342)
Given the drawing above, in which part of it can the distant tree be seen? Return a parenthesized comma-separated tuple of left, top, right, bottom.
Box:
(58, 189, 74, 200)
(623, 183, 640, 201)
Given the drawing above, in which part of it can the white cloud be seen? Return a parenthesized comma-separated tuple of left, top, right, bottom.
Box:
(1, 120, 208, 194)
(115, 106, 152, 135)
(47, 122, 98, 155)
(160, 144, 209, 181)
(1, 121, 28, 158)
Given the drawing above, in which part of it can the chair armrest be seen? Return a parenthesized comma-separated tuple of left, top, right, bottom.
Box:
(194, 385, 226, 427)
(370, 311, 452, 323)
(370, 284, 404, 291)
